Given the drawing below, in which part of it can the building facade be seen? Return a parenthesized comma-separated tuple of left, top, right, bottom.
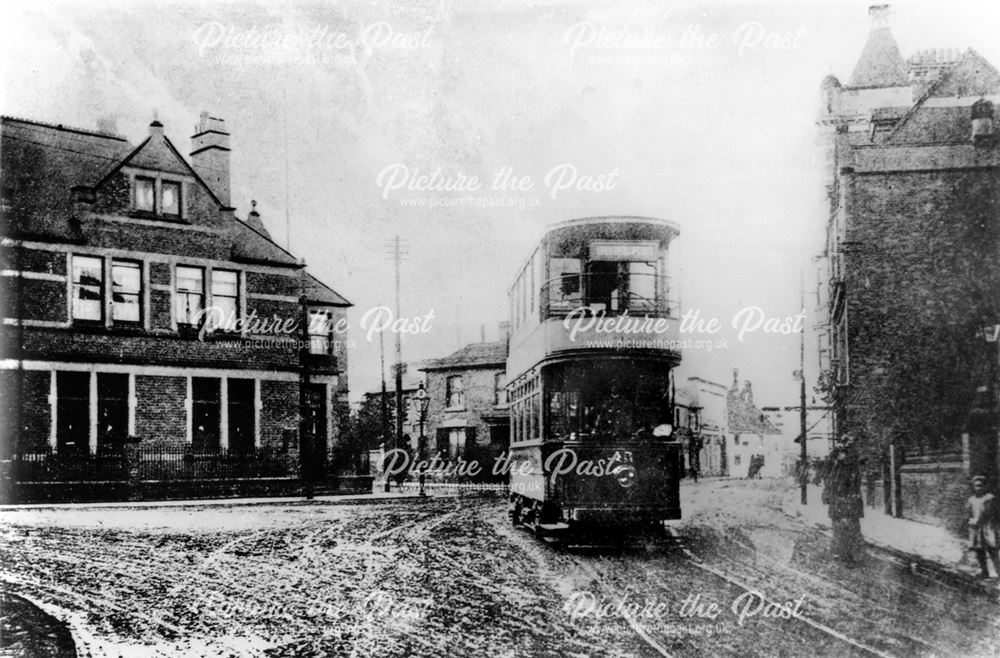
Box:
(420, 331, 509, 479)
(817, 5, 1000, 527)
(674, 376, 728, 477)
(362, 368, 426, 453)
(0, 114, 351, 493)
(725, 371, 781, 478)
(760, 405, 833, 475)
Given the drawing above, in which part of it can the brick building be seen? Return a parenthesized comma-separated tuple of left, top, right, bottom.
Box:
(725, 371, 781, 478)
(420, 329, 509, 478)
(673, 376, 728, 478)
(0, 113, 351, 492)
(817, 5, 1000, 528)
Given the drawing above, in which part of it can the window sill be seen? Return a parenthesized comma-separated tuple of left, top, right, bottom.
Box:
(128, 210, 188, 223)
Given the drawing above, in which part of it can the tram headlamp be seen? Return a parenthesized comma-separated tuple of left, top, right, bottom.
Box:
(612, 464, 636, 488)
(653, 424, 673, 438)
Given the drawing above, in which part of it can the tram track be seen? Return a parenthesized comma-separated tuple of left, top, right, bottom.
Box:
(662, 526, 952, 658)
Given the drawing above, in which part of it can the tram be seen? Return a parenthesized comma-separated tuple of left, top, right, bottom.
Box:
(505, 216, 684, 538)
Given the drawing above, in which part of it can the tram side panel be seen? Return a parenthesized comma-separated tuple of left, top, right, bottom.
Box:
(509, 439, 682, 526)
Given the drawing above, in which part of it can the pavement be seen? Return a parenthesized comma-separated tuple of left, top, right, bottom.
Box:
(782, 482, 1000, 597)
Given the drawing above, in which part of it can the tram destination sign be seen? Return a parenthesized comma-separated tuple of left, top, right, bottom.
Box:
(590, 240, 658, 261)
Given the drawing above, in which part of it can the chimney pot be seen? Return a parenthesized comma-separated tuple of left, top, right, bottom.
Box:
(868, 4, 890, 29)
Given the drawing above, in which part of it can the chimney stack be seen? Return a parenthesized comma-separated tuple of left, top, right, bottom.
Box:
(498, 321, 510, 344)
(190, 111, 231, 208)
(972, 99, 995, 146)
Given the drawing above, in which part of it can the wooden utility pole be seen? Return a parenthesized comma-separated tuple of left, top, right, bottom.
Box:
(392, 236, 404, 464)
(800, 272, 808, 505)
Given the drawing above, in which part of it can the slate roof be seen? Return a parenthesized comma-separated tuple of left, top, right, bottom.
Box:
(726, 377, 780, 435)
(421, 341, 508, 371)
(303, 271, 351, 306)
(848, 26, 909, 88)
(0, 115, 350, 306)
(885, 49, 1000, 146)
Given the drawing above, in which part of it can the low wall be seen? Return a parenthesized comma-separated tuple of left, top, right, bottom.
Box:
(899, 461, 967, 534)
(3, 475, 374, 504)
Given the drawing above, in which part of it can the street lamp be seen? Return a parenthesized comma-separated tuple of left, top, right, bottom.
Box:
(415, 384, 430, 497)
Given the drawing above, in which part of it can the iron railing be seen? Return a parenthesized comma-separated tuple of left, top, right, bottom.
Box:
(539, 272, 677, 318)
(7, 445, 293, 482)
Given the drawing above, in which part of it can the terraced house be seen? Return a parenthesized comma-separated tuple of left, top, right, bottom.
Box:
(0, 113, 353, 501)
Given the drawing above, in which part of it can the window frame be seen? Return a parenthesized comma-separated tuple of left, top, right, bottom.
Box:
(110, 259, 142, 325)
(175, 265, 206, 328)
(134, 176, 156, 213)
(445, 375, 465, 410)
(160, 180, 181, 217)
(71, 255, 105, 323)
(209, 269, 240, 333)
(307, 308, 333, 355)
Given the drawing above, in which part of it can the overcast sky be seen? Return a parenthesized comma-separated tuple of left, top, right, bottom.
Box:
(3, 0, 998, 404)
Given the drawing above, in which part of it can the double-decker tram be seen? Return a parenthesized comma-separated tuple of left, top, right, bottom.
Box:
(505, 216, 684, 540)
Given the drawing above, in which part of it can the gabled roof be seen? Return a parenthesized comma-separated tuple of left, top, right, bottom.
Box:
(422, 341, 508, 371)
(848, 26, 909, 88)
(886, 49, 1000, 145)
(726, 377, 780, 435)
(1, 117, 134, 241)
(1, 115, 351, 307)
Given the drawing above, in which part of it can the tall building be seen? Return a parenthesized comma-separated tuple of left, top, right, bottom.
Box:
(1, 113, 352, 497)
(817, 5, 1000, 528)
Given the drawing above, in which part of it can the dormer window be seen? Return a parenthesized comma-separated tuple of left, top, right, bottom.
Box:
(135, 177, 155, 212)
(133, 176, 183, 218)
(162, 181, 181, 216)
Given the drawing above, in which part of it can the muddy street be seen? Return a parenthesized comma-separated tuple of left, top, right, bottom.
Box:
(1, 480, 997, 657)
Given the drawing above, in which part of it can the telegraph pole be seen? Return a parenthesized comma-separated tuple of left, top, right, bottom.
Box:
(800, 271, 808, 505)
(388, 236, 407, 490)
(379, 326, 389, 492)
(394, 236, 403, 456)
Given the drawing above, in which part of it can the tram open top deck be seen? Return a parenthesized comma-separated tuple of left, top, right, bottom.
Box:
(506, 216, 682, 382)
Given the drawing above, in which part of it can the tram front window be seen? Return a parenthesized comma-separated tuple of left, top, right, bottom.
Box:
(544, 364, 672, 442)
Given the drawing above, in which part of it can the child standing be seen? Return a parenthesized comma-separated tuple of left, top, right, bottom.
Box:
(966, 475, 999, 579)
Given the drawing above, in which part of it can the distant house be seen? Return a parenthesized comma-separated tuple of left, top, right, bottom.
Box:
(0, 113, 352, 499)
(725, 371, 781, 478)
(420, 324, 509, 477)
(674, 376, 728, 477)
(362, 368, 426, 453)
(760, 405, 833, 471)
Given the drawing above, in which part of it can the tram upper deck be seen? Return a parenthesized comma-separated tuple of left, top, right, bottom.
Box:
(507, 216, 682, 380)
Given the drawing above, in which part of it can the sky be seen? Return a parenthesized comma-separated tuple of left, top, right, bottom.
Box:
(3, 0, 998, 405)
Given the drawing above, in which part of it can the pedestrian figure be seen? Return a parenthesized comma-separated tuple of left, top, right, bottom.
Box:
(688, 434, 703, 482)
(824, 448, 864, 564)
(965, 475, 999, 579)
(745, 454, 764, 479)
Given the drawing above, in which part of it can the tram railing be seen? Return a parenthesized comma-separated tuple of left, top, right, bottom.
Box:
(539, 273, 678, 318)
